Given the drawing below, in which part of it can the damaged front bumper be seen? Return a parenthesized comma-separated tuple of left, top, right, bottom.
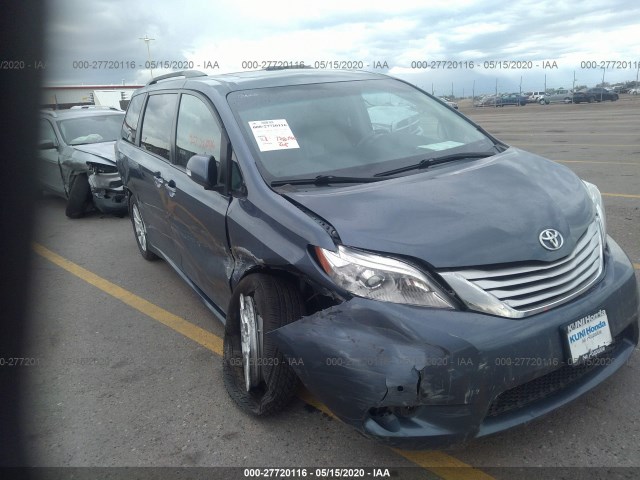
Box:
(269, 238, 639, 449)
(88, 171, 127, 215)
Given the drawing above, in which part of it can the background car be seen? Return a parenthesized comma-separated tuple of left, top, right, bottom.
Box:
(38, 106, 127, 218)
(438, 97, 459, 109)
(525, 91, 546, 103)
(629, 88, 639, 95)
(539, 89, 573, 104)
(571, 91, 596, 103)
(474, 95, 498, 107)
(586, 87, 619, 101)
(496, 93, 527, 106)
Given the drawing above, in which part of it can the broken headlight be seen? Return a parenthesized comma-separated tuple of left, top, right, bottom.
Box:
(87, 162, 118, 174)
(315, 245, 454, 308)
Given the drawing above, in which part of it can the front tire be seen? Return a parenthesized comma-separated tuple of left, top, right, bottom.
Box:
(65, 174, 92, 218)
(223, 274, 304, 416)
(129, 196, 158, 261)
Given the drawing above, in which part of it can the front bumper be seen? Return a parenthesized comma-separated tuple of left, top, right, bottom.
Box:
(88, 172, 127, 215)
(270, 238, 639, 449)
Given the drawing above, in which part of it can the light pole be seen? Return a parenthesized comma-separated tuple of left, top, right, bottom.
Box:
(139, 34, 156, 79)
(600, 67, 605, 102)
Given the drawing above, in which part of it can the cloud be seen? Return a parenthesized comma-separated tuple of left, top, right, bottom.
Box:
(43, 0, 640, 94)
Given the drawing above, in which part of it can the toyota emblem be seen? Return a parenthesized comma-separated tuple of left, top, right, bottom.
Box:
(539, 229, 564, 251)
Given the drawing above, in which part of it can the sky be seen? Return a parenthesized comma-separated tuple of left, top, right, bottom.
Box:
(43, 0, 640, 96)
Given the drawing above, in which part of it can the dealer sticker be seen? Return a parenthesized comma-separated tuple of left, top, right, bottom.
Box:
(565, 309, 612, 365)
(248, 119, 300, 152)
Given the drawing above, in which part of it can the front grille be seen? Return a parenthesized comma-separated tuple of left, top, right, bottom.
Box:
(448, 220, 603, 316)
(487, 336, 620, 418)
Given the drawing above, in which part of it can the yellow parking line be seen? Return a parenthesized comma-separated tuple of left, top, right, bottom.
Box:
(33, 242, 496, 480)
(634, 263, 640, 270)
(602, 193, 640, 199)
(32, 243, 224, 355)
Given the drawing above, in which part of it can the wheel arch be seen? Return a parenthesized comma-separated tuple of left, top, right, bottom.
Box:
(229, 264, 342, 320)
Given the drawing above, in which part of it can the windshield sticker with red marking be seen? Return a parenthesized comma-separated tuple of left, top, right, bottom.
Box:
(248, 119, 300, 152)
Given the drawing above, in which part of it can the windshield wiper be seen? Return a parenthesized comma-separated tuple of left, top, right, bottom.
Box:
(271, 175, 386, 187)
(374, 152, 495, 177)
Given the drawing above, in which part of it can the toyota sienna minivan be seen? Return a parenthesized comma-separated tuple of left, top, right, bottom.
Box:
(116, 68, 639, 448)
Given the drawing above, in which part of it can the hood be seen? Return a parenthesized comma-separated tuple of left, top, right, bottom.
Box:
(73, 141, 117, 165)
(283, 148, 595, 269)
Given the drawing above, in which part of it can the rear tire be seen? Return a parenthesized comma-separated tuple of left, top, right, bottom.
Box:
(65, 174, 92, 218)
(223, 274, 304, 416)
(129, 196, 158, 261)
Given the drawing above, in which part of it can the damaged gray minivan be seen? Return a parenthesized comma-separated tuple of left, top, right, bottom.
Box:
(116, 69, 639, 448)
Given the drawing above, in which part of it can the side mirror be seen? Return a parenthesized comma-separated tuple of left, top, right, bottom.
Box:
(186, 154, 218, 190)
(39, 140, 57, 150)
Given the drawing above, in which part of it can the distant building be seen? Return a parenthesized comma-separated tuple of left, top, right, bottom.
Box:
(42, 84, 144, 110)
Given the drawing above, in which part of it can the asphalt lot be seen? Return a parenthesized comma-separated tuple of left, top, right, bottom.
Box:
(20, 94, 639, 479)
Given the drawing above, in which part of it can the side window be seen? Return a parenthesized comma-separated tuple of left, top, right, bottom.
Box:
(39, 120, 57, 145)
(175, 94, 222, 168)
(140, 93, 177, 161)
(121, 94, 145, 143)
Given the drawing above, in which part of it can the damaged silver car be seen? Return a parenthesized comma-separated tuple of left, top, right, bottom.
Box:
(38, 106, 127, 218)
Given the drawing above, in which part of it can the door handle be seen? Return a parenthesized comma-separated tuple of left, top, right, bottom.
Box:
(165, 179, 177, 197)
(153, 171, 164, 188)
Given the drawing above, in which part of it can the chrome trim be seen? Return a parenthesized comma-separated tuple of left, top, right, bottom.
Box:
(440, 221, 604, 318)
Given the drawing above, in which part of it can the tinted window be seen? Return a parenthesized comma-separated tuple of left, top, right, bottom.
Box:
(140, 94, 177, 160)
(175, 94, 222, 168)
(121, 94, 145, 143)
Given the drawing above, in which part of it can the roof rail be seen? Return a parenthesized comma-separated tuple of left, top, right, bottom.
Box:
(41, 109, 58, 117)
(69, 105, 121, 111)
(147, 70, 207, 85)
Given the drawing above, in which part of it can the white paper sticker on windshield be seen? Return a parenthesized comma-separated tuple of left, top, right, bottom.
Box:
(248, 119, 300, 152)
(417, 141, 464, 151)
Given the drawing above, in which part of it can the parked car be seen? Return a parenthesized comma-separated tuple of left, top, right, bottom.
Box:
(571, 91, 596, 103)
(586, 87, 619, 102)
(496, 93, 527, 106)
(525, 91, 546, 103)
(474, 95, 498, 107)
(38, 107, 127, 217)
(539, 89, 573, 104)
(116, 69, 639, 449)
(629, 88, 639, 95)
(439, 97, 459, 109)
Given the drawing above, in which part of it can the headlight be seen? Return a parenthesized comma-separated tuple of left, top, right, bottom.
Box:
(314, 245, 454, 308)
(582, 180, 607, 246)
(87, 162, 118, 174)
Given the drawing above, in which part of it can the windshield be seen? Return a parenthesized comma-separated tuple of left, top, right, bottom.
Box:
(227, 79, 495, 183)
(58, 114, 124, 145)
